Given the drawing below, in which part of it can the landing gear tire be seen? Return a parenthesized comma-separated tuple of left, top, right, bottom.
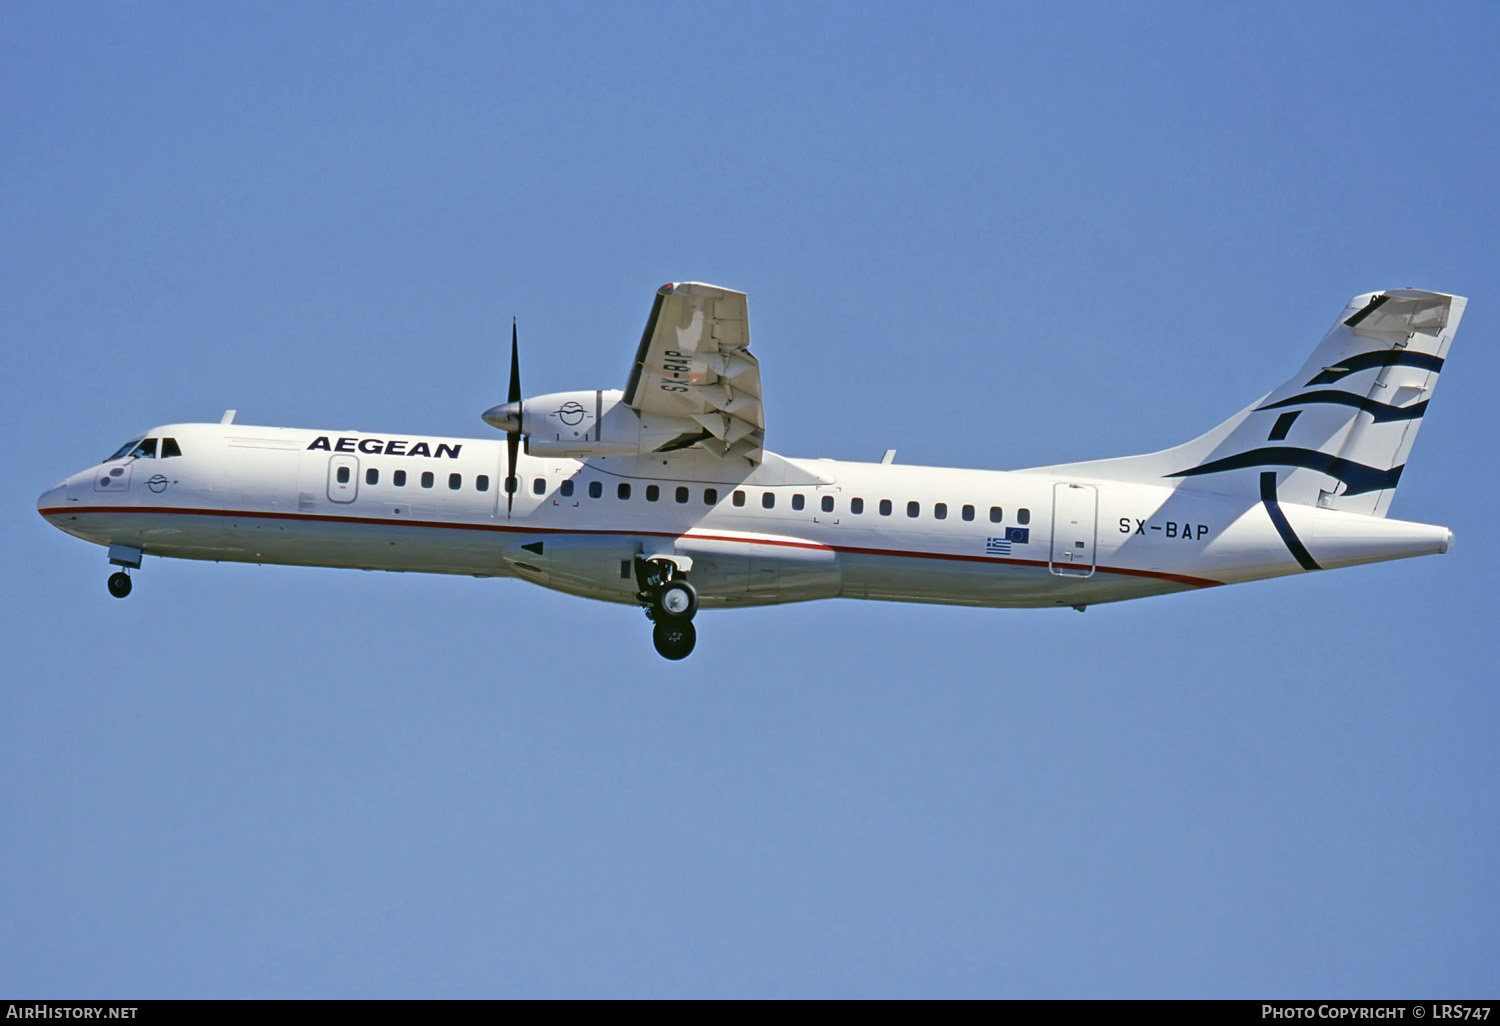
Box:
(107, 572, 132, 599)
(655, 579, 698, 621)
(652, 620, 696, 660)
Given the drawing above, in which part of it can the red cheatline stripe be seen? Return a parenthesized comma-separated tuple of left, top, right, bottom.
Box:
(39, 504, 1224, 589)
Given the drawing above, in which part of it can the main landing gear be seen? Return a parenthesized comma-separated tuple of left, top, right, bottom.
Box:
(636, 556, 699, 660)
(107, 571, 132, 599)
(651, 619, 696, 661)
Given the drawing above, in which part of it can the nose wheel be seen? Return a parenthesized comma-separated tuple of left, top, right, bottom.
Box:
(107, 571, 132, 599)
(635, 556, 699, 659)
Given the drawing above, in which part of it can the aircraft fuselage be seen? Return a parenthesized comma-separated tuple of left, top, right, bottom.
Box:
(37, 421, 1451, 614)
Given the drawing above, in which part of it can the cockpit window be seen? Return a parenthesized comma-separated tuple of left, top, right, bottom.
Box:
(161, 437, 182, 458)
(130, 438, 158, 459)
(106, 439, 143, 462)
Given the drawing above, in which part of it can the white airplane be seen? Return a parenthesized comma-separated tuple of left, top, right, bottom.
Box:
(38, 283, 1463, 659)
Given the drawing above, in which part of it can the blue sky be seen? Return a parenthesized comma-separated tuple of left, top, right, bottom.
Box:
(4, 1, 1497, 998)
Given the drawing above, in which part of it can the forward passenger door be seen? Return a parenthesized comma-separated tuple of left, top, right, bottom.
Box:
(327, 456, 359, 503)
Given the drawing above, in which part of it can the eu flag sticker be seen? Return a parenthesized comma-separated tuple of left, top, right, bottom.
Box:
(1005, 527, 1030, 544)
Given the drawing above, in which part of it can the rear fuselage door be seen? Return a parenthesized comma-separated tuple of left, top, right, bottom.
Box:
(327, 455, 359, 503)
(1049, 482, 1097, 577)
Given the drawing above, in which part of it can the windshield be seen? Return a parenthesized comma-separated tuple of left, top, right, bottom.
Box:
(106, 439, 143, 462)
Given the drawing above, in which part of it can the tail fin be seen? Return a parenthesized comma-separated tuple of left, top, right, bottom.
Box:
(1045, 289, 1466, 517)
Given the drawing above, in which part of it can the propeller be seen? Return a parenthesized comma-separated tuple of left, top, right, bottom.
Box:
(504, 320, 521, 513)
(480, 319, 524, 515)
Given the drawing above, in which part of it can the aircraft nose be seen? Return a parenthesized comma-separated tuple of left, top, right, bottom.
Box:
(37, 481, 67, 518)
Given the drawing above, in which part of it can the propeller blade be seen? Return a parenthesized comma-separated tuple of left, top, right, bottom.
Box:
(506, 318, 520, 514)
(506, 432, 519, 513)
(508, 320, 521, 403)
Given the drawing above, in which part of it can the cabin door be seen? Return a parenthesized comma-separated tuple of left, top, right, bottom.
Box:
(1049, 482, 1097, 577)
(327, 456, 359, 503)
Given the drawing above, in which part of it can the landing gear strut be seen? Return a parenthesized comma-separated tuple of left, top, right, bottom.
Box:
(107, 571, 132, 599)
(636, 556, 699, 659)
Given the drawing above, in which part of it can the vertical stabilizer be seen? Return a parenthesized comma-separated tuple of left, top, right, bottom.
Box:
(1038, 289, 1465, 518)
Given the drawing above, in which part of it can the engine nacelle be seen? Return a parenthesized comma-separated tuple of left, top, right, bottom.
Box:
(483, 389, 706, 458)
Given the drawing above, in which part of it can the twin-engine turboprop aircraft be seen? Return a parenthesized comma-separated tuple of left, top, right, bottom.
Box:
(38, 283, 1463, 659)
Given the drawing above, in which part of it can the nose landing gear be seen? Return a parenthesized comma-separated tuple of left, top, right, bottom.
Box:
(106, 544, 142, 599)
(635, 556, 699, 660)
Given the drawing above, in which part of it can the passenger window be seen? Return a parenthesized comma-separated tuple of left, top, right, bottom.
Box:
(560, 480, 575, 497)
(477, 475, 490, 492)
(161, 438, 182, 458)
(732, 490, 746, 507)
(762, 492, 775, 509)
(878, 499, 892, 516)
(394, 470, 407, 487)
(851, 498, 864, 514)
(421, 471, 434, 488)
(934, 502, 947, 520)
(532, 477, 545, 495)
(618, 483, 631, 500)
(704, 488, 718, 504)
(588, 481, 602, 498)
(907, 501, 919, 518)
(1018, 508, 1031, 525)
(449, 473, 462, 490)
(337, 467, 350, 484)
(990, 506, 1002, 523)
(646, 485, 659, 502)
(822, 495, 834, 513)
(676, 486, 689, 504)
(131, 438, 158, 459)
(962, 504, 975, 522)
(792, 494, 805, 511)
(366, 468, 379, 485)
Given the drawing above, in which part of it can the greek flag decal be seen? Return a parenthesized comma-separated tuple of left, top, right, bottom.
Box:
(986, 528, 1030, 556)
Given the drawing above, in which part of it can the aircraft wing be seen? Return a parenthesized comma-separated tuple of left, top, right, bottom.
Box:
(623, 282, 764, 463)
